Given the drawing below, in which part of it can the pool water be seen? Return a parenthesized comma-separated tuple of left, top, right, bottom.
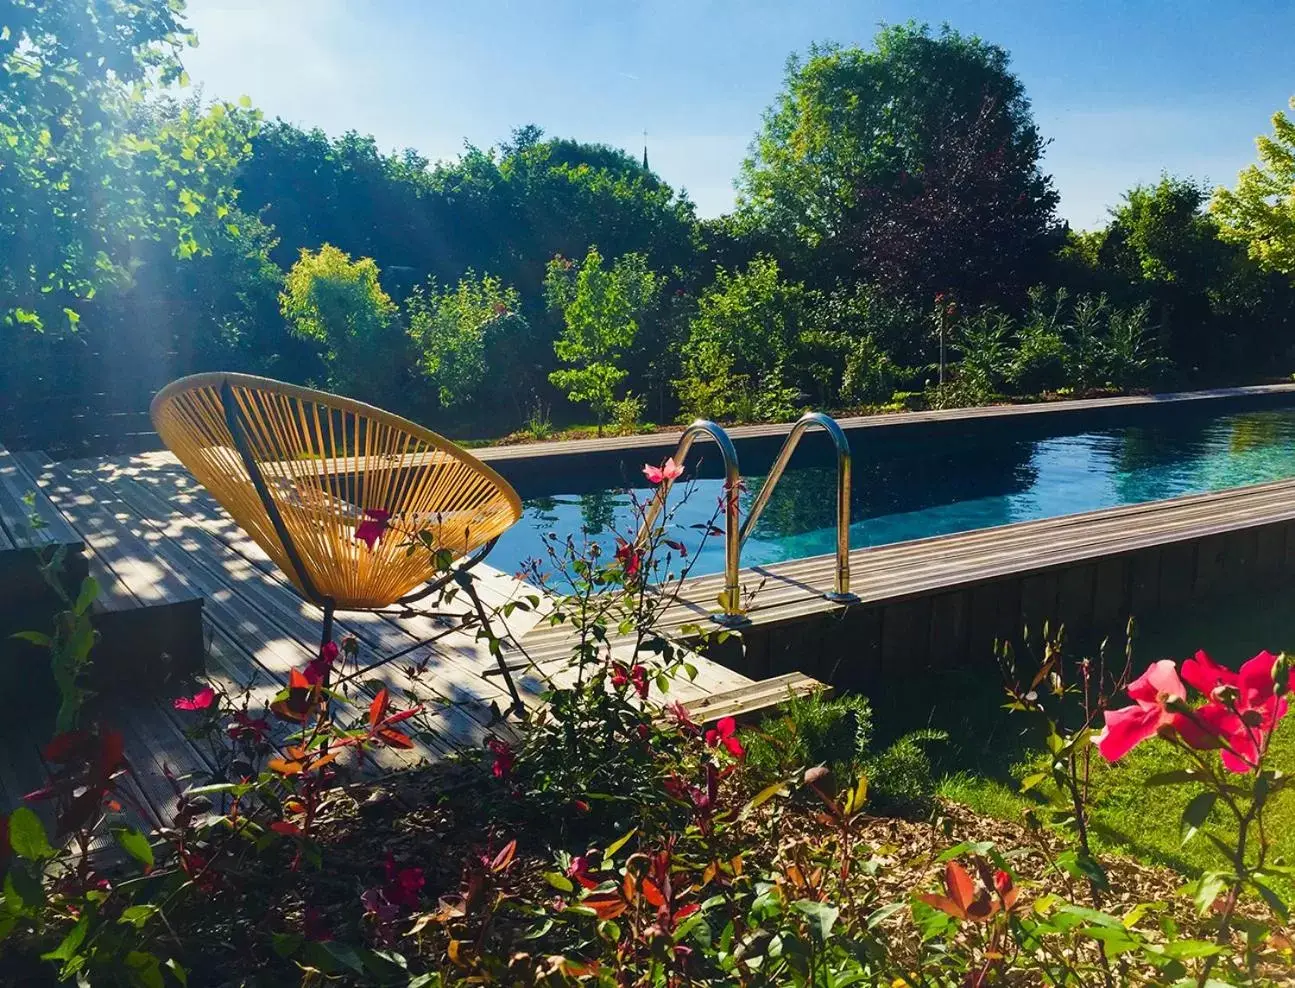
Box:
(491, 406, 1295, 579)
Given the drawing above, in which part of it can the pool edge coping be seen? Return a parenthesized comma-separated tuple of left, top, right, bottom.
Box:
(472, 382, 1295, 466)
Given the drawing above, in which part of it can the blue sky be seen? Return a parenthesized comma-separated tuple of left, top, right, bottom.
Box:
(180, 0, 1295, 230)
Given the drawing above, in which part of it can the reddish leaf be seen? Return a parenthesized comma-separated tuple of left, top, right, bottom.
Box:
(641, 878, 666, 909)
(376, 727, 413, 749)
(267, 758, 303, 776)
(582, 892, 628, 920)
(674, 902, 700, 923)
(368, 688, 390, 730)
(306, 751, 340, 773)
(943, 861, 977, 914)
(270, 820, 302, 837)
(382, 706, 422, 727)
(42, 730, 91, 763)
(918, 893, 966, 920)
(490, 839, 517, 873)
(98, 730, 126, 779)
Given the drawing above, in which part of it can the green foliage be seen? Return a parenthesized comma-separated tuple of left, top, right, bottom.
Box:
(862, 729, 948, 817)
(0, 2, 260, 333)
(738, 24, 1058, 298)
(407, 271, 530, 412)
(676, 255, 809, 422)
(545, 246, 660, 432)
(280, 244, 406, 400)
(744, 691, 875, 782)
(1213, 96, 1295, 276)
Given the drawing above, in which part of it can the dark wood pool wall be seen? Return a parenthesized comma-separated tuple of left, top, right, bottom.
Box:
(729, 512, 1295, 695)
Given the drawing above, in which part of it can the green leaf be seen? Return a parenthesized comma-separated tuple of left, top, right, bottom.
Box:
(1180, 791, 1216, 845)
(605, 827, 637, 859)
(73, 576, 99, 616)
(8, 807, 54, 860)
(124, 950, 164, 988)
(1159, 938, 1225, 960)
(741, 780, 789, 818)
(10, 630, 51, 648)
(271, 932, 304, 958)
(792, 899, 838, 941)
(1018, 771, 1047, 793)
(5, 868, 44, 912)
(1195, 871, 1231, 915)
(41, 914, 89, 962)
(1251, 876, 1289, 922)
(866, 901, 906, 929)
(164, 958, 188, 986)
(119, 904, 159, 929)
(113, 826, 155, 871)
(543, 871, 573, 893)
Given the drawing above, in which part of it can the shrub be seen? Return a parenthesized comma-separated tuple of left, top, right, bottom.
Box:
(863, 728, 948, 816)
(545, 246, 661, 434)
(610, 391, 645, 436)
(279, 244, 407, 402)
(743, 691, 875, 781)
(406, 270, 532, 415)
(676, 256, 809, 421)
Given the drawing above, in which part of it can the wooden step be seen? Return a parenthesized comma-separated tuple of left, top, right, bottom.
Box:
(680, 672, 828, 724)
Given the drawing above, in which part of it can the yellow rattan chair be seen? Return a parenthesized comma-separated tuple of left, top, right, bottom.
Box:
(150, 372, 526, 710)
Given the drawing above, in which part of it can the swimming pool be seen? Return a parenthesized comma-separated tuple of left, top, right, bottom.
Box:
(490, 403, 1295, 579)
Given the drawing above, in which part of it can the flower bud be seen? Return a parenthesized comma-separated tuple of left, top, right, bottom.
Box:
(1273, 652, 1291, 698)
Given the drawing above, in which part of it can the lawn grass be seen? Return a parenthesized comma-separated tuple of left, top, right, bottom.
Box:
(868, 584, 1295, 900)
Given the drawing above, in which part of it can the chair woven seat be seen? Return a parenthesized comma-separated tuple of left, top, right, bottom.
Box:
(150, 373, 522, 611)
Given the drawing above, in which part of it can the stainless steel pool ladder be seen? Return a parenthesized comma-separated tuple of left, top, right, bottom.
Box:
(638, 412, 854, 622)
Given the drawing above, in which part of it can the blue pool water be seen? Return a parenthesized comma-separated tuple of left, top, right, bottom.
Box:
(491, 406, 1295, 579)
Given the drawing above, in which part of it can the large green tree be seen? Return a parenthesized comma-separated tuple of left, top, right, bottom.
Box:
(1066, 177, 1295, 375)
(0, 0, 254, 332)
(737, 24, 1058, 301)
(1212, 96, 1295, 277)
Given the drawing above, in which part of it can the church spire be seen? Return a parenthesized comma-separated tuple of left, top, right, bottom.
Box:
(642, 129, 649, 172)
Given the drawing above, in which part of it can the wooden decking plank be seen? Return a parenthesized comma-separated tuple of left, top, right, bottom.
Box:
(95, 457, 552, 717)
(681, 672, 827, 723)
(99, 466, 520, 737)
(0, 445, 81, 549)
(13, 453, 200, 610)
(656, 481, 1295, 629)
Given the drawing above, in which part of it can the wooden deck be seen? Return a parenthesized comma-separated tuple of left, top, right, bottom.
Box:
(0, 447, 770, 835)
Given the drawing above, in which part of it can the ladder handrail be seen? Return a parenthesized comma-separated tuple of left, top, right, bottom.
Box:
(738, 412, 852, 599)
(638, 413, 853, 620)
(638, 420, 743, 616)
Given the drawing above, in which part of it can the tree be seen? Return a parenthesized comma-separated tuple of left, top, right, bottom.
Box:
(0, 0, 255, 332)
(406, 271, 532, 414)
(544, 247, 660, 433)
(1073, 177, 1295, 375)
(676, 256, 809, 422)
(1212, 96, 1295, 276)
(280, 245, 407, 401)
(737, 24, 1058, 299)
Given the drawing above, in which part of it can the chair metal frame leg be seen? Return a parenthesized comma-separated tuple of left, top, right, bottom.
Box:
(457, 571, 527, 717)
